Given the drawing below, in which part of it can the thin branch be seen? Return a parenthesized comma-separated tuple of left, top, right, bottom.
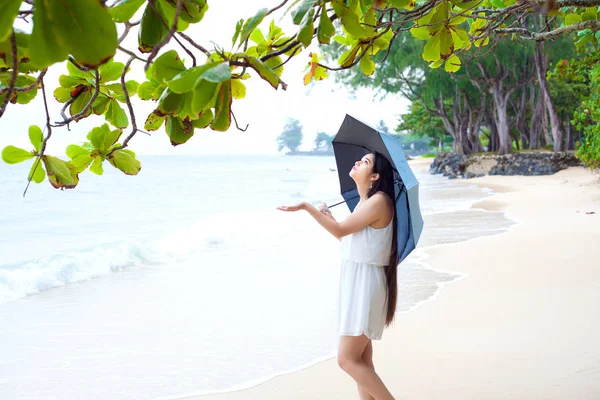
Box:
(118, 46, 148, 62)
(54, 69, 100, 127)
(173, 35, 197, 67)
(0, 30, 18, 119)
(178, 32, 212, 58)
(266, 0, 288, 16)
(0, 69, 47, 96)
(231, 111, 249, 132)
(107, 56, 139, 157)
(496, 20, 600, 41)
(24, 76, 53, 197)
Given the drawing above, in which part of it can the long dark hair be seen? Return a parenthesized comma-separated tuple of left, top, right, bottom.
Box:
(366, 151, 398, 326)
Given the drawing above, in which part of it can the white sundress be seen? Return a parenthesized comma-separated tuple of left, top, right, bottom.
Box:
(338, 212, 394, 341)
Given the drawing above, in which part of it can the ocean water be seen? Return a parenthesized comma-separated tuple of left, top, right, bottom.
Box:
(0, 155, 514, 400)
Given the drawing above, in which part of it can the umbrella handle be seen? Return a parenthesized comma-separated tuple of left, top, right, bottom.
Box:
(328, 195, 359, 209)
(328, 181, 404, 209)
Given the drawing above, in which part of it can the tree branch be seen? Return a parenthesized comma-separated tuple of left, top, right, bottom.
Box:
(231, 110, 249, 132)
(178, 32, 212, 58)
(107, 57, 142, 157)
(54, 68, 100, 127)
(267, 0, 288, 16)
(496, 20, 600, 41)
(0, 30, 18, 119)
(24, 75, 53, 197)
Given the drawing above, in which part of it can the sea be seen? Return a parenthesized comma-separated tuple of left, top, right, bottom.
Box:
(0, 155, 515, 400)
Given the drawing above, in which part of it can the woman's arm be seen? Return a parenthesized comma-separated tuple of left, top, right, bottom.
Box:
(277, 195, 386, 240)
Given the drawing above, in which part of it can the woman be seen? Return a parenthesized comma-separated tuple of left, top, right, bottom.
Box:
(277, 151, 398, 400)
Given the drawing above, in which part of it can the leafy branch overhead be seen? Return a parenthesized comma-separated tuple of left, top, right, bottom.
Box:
(1, 0, 599, 191)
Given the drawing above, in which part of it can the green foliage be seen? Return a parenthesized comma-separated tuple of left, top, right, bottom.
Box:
(277, 118, 303, 153)
(549, 50, 600, 169)
(1, 0, 599, 191)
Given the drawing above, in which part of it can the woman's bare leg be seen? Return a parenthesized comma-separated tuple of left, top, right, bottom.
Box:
(337, 335, 394, 400)
(358, 340, 375, 400)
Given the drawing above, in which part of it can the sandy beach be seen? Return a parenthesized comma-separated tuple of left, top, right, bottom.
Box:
(188, 158, 600, 400)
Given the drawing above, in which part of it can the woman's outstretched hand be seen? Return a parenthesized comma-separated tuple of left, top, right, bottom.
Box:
(276, 202, 307, 212)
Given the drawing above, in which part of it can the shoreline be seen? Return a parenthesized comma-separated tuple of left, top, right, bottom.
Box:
(180, 161, 600, 400)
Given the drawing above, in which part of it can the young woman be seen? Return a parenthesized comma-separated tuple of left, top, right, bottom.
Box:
(277, 151, 399, 400)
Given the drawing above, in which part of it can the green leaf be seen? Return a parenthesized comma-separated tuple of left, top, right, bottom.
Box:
(109, 0, 147, 22)
(104, 128, 123, 150)
(250, 28, 266, 44)
(29, 125, 43, 153)
(238, 8, 268, 47)
(489, 0, 506, 8)
(145, 111, 167, 131)
(232, 18, 243, 47)
(30, 0, 69, 68)
(89, 157, 104, 175)
(199, 62, 232, 83)
(35, 0, 118, 68)
(318, 7, 336, 45)
(359, 54, 376, 76)
(152, 50, 186, 81)
(192, 80, 219, 114)
(373, 29, 393, 50)
(423, 33, 441, 62)
(0, 0, 22, 42)
(53, 87, 73, 103)
(298, 8, 315, 47)
(176, 91, 195, 120)
(166, 116, 194, 145)
(107, 150, 141, 175)
(444, 54, 461, 72)
(174, 0, 208, 23)
(582, 8, 598, 22)
(191, 109, 214, 129)
(247, 57, 282, 90)
(72, 154, 94, 173)
(93, 95, 110, 115)
(28, 160, 46, 183)
(439, 28, 454, 60)
(157, 88, 184, 115)
(389, 0, 415, 10)
(138, 2, 168, 53)
(264, 56, 284, 77)
(138, 80, 159, 100)
(292, 1, 313, 25)
(231, 79, 246, 99)
(565, 14, 582, 26)
(69, 88, 93, 120)
(88, 124, 111, 150)
(2, 146, 34, 164)
(66, 144, 90, 160)
(429, 58, 444, 69)
(106, 100, 129, 128)
(59, 75, 82, 88)
(167, 63, 219, 93)
(42, 155, 79, 189)
(332, 1, 366, 37)
(210, 80, 232, 132)
(339, 45, 361, 67)
(99, 61, 125, 82)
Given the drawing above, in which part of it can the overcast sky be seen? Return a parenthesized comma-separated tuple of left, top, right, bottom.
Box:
(0, 0, 409, 156)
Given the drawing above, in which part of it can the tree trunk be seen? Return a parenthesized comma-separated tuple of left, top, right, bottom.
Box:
(494, 93, 512, 154)
(565, 118, 574, 150)
(533, 38, 564, 151)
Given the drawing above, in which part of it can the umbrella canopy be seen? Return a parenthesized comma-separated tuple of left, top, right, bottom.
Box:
(331, 114, 424, 263)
